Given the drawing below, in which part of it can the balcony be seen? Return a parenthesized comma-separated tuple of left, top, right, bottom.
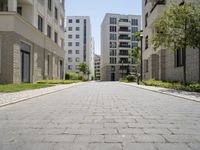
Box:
(119, 45, 131, 48)
(118, 21, 131, 27)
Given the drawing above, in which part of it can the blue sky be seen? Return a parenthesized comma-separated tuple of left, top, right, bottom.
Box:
(65, 0, 142, 55)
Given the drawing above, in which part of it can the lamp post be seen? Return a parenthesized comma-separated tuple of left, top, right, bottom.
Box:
(140, 30, 143, 81)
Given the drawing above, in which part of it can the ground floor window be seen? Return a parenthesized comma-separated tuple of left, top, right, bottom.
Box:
(144, 59, 148, 73)
(175, 48, 183, 67)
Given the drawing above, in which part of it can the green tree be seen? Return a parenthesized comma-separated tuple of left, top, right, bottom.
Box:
(152, 2, 200, 84)
(78, 62, 89, 80)
(130, 32, 141, 73)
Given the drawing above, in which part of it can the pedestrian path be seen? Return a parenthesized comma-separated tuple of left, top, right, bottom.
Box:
(123, 82, 200, 103)
(0, 82, 83, 107)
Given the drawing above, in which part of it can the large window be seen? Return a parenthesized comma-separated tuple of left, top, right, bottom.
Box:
(145, 13, 148, 27)
(110, 26, 117, 32)
(68, 19, 72, 23)
(132, 27, 138, 33)
(47, 25, 51, 38)
(48, 0, 52, 11)
(132, 19, 138, 26)
(110, 49, 116, 56)
(68, 27, 72, 31)
(145, 36, 149, 49)
(175, 48, 183, 67)
(110, 42, 117, 48)
(110, 18, 117, 24)
(54, 32, 58, 43)
(110, 34, 117, 40)
(55, 7, 58, 20)
(144, 59, 149, 72)
(68, 57, 72, 62)
(38, 15, 43, 32)
(110, 57, 116, 64)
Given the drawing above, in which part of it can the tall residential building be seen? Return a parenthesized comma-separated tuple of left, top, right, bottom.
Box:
(65, 16, 94, 79)
(101, 13, 141, 81)
(94, 54, 101, 80)
(0, 0, 65, 84)
(142, 0, 199, 83)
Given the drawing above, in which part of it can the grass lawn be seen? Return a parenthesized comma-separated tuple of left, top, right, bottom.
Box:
(37, 80, 81, 84)
(0, 84, 54, 93)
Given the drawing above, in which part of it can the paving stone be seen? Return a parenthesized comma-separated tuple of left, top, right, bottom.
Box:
(88, 143, 122, 150)
(91, 128, 118, 135)
(53, 143, 88, 150)
(104, 134, 134, 143)
(134, 134, 166, 143)
(155, 143, 192, 150)
(75, 135, 104, 143)
(123, 143, 157, 150)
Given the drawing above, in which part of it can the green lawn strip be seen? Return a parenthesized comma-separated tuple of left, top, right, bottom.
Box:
(37, 80, 81, 84)
(141, 80, 200, 92)
(0, 84, 54, 93)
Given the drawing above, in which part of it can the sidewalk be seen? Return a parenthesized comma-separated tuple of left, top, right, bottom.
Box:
(0, 82, 84, 107)
(123, 82, 200, 103)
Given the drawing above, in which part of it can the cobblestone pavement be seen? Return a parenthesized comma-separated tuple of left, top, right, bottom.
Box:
(0, 82, 200, 150)
(0, 83, 83, 107)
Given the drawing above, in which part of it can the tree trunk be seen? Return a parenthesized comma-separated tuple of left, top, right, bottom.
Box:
(199, 48, 200, 83)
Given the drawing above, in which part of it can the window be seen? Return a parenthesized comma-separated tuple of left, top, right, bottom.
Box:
(68, 57, 72, 62)
(68, 42, 72, 46)
(110, 34, 117, 40)
(76, 65, 79, 70)
(48, 0, 52, 11)
(132, 19, 138, 26)
(68, 65, 72, 70)
(76, 35, 80, 39)
(68, 27, 72, 31)
(76, 50, 79, 54)
(110, 49, 116, 56)
(61, 38, 64, 48)
(76, 19, 80, 23)
(38, 15, 43, 32)
(175, 48, 183, 67)
(119, 19, 129, 22)
(17, 6, 22, 15)
(132, 43, 138, 48)
(110, 26, 117, 32)
(132, 35, 138, 41)
(145, 36, 148, 49)
(47, 25, 51, 38)
(60, 17, 64, 28)
(76, 42, 80, 46)
(145, 0, 148, 5)
(54, 32, 58, 43)
(76, 58, 80, 62)
(132, 27, 138, 33)
(68, 19, 72, 23)
(110, 42, 117, 48)
(144, 59, 148, 72)
(145, 13, 148, 27)
(110, 18, 117, 24)
(68, 34, 72, 39)
(110, 57, 116, 64)
(68, 50, 72, 54)
(76, 27, 80, 31)
(55, 7, 58, 20)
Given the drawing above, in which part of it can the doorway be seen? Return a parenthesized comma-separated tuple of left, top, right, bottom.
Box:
(21, 42, 31, 83)
(111, 73, 115, 81)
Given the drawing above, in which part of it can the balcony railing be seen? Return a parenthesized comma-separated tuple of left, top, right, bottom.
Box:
(119, 29, 131, 32)
(119, 45, 131, 48)
(150, 0, 166, 13)
(118, 36, 131, 40)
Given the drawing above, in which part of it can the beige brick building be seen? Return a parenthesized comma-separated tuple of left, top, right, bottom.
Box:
(0, 0, 65, 84)
(142, 0, 199, 83)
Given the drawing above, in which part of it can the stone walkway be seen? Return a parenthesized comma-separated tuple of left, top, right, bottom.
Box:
(0, 82, 83, 107)
(123, 82, 200, 103)
(0, 82, 200, 150)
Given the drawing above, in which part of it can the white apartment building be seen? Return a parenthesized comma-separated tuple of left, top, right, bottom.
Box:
(94, 54, 101, 80)
(101, 13, 141, 81)
(0, 0, 65, 83)
(142, 0, 199, 83)
(65, 16, 94, 79)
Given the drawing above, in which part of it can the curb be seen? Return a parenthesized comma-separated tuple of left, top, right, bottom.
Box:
(121, 82, 200, 103)
(0, 82, 85, 108)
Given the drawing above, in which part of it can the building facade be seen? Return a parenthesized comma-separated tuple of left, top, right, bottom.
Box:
(94, 54, 101, 80)
(142, 0, 199, 83)
(65, 16, 94, 79)
(0, 0, 65, 84)
(101, 13, 141, 81)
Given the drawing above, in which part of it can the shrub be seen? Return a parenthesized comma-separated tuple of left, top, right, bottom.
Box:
(65, 72, 83, 80)
(126, 75, 136, 82)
